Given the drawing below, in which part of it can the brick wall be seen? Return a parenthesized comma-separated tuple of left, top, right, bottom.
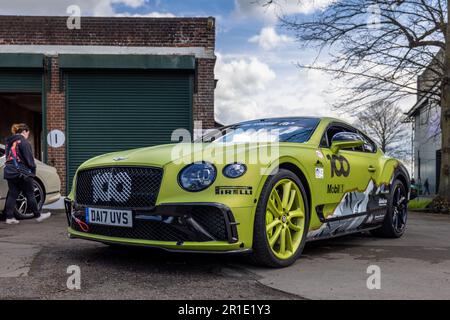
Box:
(46, 57, 67, 192)
(194, 58, 216, 129)
(0, 16, 216, 194)
(0, 16, 215, 49)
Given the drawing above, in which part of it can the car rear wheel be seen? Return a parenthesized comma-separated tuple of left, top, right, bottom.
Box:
(251, 169, 310, 268)
(371, 179, 408, 238)
(14, 179, 45, 220)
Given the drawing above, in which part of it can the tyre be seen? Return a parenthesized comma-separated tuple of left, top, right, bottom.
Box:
(251, 169, 310, 268)
(14, 179, 45, 220)
(371, 179, 408, 238)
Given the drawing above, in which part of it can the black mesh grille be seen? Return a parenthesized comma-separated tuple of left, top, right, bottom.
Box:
(70, 206, 228, 242)
(75, 167, 163, 209)
(191, 207, 227, 240)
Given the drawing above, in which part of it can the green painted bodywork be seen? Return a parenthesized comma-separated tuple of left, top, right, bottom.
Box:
(68, 117, 404, 251)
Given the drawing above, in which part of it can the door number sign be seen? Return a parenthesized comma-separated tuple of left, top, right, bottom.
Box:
(47, 130, 66, 148)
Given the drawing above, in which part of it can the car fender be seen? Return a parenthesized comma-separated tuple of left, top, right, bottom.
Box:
(253, 155, 314, 213)
(377, 157, 409, 188)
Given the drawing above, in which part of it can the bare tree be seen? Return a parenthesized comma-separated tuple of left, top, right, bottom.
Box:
(261, 0, 450, 200)
(354, 101, 410, 158)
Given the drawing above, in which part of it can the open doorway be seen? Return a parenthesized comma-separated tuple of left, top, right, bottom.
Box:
(0, 93, 42, 160)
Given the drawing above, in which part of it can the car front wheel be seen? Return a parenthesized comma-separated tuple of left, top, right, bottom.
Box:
(251, 169, 310, 268)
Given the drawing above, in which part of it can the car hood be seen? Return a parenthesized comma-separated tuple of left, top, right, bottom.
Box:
(79, 142, 283, 169)
(80, 144, 181, 168)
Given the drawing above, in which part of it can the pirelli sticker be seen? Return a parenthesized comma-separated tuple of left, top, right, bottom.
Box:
(215, 186, 253, 196)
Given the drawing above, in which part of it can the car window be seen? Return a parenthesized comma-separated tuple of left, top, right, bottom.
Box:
(199, 118, 321, 144)
(357, 131, 377, 153)
(321, 126, 355, 148)
(0, 147, 4, 158)
(322, 125, 376, 153)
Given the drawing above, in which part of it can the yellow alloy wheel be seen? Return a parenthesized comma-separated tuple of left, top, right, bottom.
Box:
(265, 179, 306, 260)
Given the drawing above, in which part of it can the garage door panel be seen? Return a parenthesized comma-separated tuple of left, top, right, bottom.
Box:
(0, 70, 42, 93)
(66, 71, 193, 188)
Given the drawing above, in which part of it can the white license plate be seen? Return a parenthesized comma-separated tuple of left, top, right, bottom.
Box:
(86, 208, 133, 228)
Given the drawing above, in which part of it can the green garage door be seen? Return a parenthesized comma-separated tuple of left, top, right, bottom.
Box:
(0, 69, 42, 93)
(0, 54, 44, 93)
(66, 70, 193, 187)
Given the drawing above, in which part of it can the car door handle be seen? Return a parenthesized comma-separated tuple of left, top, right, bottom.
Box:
(368, 166, 377, 173)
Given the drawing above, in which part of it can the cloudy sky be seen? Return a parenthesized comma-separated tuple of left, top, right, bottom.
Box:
(0, 0, 349, 124)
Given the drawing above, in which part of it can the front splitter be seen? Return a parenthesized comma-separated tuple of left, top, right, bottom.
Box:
(68, 228, 252, 255)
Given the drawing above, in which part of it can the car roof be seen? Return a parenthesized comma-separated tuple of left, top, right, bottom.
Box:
(232, 117, 349, 126)
(320, 117, 353, 126)
(238, 116, 319, 122)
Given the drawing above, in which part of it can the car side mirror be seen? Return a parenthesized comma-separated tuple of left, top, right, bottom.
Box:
(331, 132, 364, 154)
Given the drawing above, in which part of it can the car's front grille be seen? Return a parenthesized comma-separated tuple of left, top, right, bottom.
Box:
(70, 206, 229, 242)
(75, 166, 163, 209)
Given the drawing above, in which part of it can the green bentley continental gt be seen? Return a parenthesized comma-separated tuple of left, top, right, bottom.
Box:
(65, 117, 410, 267)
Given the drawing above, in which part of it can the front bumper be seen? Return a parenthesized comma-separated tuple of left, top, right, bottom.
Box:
(45, 191, 61, 205)
(65, 199, 248, 253)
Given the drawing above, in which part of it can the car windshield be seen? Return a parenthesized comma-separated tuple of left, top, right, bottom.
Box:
(199, 118, 320, 144)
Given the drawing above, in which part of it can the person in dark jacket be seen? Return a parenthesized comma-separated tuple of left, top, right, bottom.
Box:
(3, 123, 51, 225)
(424, 178, 431, 195)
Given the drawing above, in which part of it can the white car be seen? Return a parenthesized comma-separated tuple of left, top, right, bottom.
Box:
(0, 144, 61, 219)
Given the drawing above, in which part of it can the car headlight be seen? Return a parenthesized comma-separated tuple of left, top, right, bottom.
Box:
(178, 162, 217, 192)
(223, 163, 247, 179)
